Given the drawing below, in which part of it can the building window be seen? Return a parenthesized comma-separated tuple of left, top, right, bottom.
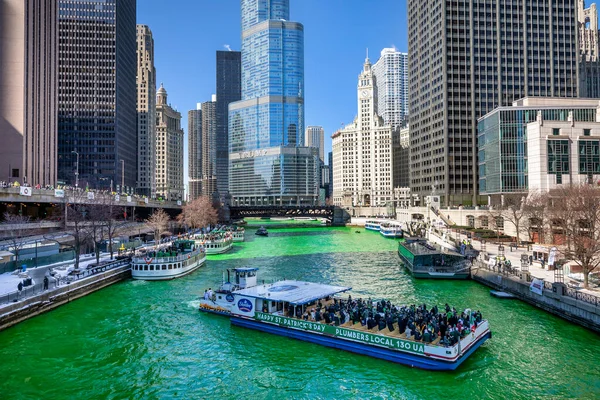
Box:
(552, 128, 560, 136)
(579, 141, 600, 174)
(556, 174, 562, 184)
(548, 140, 570, 174)
(11, 169, 19, 178)
(584, 129, 591, 137)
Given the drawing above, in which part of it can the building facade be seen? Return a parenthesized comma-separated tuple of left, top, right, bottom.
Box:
(216, 51, 241, 200)
(0, 0, 57, 187)
(328, 151, 333, 203)
(372, 48, 408, 129)
(478, 97, 600, 203)
(57, 0, 137, 193)
(305, 126, 325, 163)
(579, 0, 600, 98)
(229, 0, 319, 206)
(332, 58, 395, 208)
(202, 97, 218, 198)
(393, 125, 410, 189)
(136, 24, 156, 197)
(408, 0, 580, 206)
(155, 84, 184, 201)
(188, 105, 202, 201)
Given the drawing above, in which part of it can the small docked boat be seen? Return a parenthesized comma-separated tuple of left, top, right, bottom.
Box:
(490, 290, 516, 299)
(380, 221, 404, 238)
(255, 226, 268, 236)
(198, 268, 491, 371)
(131, 240, 205, 280)
(232, 228, 245, 242)
(194, 232, 233, 255)
(365, 219, 384, 231)
(398, 241, 471, 279)
(294, 217, 316, 221)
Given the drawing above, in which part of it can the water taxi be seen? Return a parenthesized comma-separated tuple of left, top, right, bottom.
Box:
(398, 241, 471, 279)
(199, 269, 491, 371)
(194, 232, 233, 255)
(294, 217, 317, 221)
(131, 240, 205, 280)
(255, 226, 268, 236)
(365, 219, 384, 231)
(380, 221, 404, 238)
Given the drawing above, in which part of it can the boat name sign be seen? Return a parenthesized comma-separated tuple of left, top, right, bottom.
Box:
(255, 312, 424, 354)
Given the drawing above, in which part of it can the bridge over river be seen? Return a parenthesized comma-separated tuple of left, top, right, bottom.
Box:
(229, 205, 350, 226)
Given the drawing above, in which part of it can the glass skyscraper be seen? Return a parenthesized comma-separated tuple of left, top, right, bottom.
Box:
(229, 0, 318, 206)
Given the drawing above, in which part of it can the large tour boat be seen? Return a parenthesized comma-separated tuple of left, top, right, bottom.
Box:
(131, 240, 206, 280)
(380, 221, 404, 239)
(194, 232, 233, 255)
(232, 227, 245, 242)
(365, 219, 384, 231)
(398, 240, 471, 279)
(199, 269, 491, 371)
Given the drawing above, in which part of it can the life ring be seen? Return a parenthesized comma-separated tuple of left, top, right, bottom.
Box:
(144, 257, 153, 265)
(428, 267, 434, 273)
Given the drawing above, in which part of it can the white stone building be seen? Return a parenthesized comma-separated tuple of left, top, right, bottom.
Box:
(372, 47, 408, 129)
(332, 57, 395, 208)
(305, 126, 325, 163)
(155, 84, 184, 201)
(136, 24, 156, 197)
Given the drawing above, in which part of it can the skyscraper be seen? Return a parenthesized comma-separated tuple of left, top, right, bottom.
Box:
(57, 0, 137, 192)
(305, 126, 325, 163)
(229, 0, 319, 206)
(372, 48, 408, 129)
(408, 0, 580, 206)
(0, 0, 57, 187)
(188, 105, 202, 201)
(332, 58, 395, 208)
(216, 51, 241, 200)
(202, 96, 218, 198)
(155, 84, 184, 200)
(136, 24, 156, 197)
(579, 0, 600, 97)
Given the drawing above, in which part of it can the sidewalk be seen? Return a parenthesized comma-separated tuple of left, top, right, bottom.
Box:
(446, 230, 600, 296)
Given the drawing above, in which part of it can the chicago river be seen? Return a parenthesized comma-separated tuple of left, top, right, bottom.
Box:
(0, 226, 599, 399)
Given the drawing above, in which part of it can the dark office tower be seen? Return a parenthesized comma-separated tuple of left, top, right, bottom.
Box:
(408, 0, 580, 206)
(216, 51, 241, 200)
(57, 0, 137, 193)
(202, 97, 218, 198)
(188, 106, 202, 201)
(0, 0, 57, 187)
(579, 0, 600, 98)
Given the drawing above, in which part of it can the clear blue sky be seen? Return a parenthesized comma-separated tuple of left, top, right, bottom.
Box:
(137, 0, 408, 174)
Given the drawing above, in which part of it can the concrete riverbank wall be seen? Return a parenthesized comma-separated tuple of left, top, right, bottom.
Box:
(472, 267, 600, 334)
(0, 264, 131, 332)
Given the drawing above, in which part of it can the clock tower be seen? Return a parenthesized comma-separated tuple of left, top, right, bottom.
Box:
(357, 55, 376, 130)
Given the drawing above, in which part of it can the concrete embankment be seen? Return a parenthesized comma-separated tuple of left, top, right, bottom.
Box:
(472, 266, 600, 334)
(0, 264, 131, 332)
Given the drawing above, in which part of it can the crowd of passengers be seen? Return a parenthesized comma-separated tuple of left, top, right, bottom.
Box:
(286, 296, 483, 347)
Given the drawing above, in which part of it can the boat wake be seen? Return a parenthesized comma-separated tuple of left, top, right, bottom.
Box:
(187, 299, 201, 309)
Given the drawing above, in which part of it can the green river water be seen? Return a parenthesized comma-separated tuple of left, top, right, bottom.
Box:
(1, 226, 599, 399)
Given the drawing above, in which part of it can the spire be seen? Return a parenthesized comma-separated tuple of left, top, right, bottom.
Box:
(366, 47, 370, 63)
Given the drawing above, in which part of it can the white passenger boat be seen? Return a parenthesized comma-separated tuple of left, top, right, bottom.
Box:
(232, 228, 245, 242)
(380, 221, 404, 238)
(294, 217, 316, 221)
(365, 219, 384, 231)
(194, 232, 233, 255)
(131, 240, 205, 280)
(199, 268, 491, 371)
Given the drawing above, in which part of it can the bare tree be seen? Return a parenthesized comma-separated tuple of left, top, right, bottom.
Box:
(64, 190, 93, 270)
(177, 196, 218, 230)
(501, 196, 528, 246)
(2, 212, 33, 263)
(557, 185, 600, 288)
(486, 207, 504, 242)
(147, 209, 170, 241)
(522, 191, 549, 244)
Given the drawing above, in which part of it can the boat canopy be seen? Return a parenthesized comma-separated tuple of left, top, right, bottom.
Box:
(234, 267, 258, 273)
(234, 280, 351, 305)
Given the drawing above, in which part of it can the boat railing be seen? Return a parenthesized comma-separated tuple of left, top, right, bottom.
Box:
(132, 250, 203, 264)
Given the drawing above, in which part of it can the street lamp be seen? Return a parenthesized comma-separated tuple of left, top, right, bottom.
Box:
(71, 151, 79, 189)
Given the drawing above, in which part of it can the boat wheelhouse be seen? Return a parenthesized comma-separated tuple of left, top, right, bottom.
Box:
(398, 241, 471, 279)
(131, 240, 205, 280)
(199, 272, 491, 371)
(255, 226, 268, 236)
(194, 233, 233, 255)
(199, 267, 258, 315)
(365, 219, 384, 231)
(380, 221, 404, 238)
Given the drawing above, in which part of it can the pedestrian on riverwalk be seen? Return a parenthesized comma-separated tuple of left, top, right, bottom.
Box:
(17, 281, 23, 298)
(43, 276, 49, 291)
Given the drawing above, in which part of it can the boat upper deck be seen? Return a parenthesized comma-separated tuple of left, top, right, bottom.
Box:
(400, 241, 463, 258)
(234, 280, 351, 305)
